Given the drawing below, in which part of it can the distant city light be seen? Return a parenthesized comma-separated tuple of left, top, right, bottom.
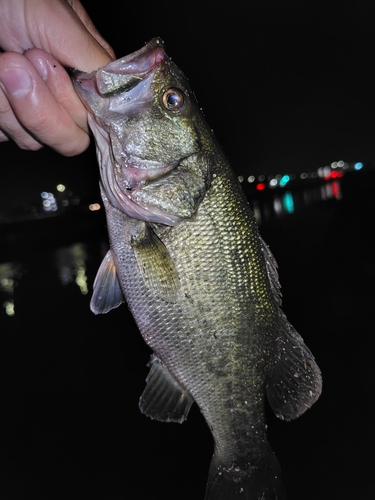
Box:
(256, 183, 266, 191)
(354, 162, 363, 171)
(279, 175, 290, 187)
(41, 192, 57, 212)
(3, 300, 15, 316)
(330, 170, 344, 179)
(89, 203, 101, 211)
(57, 184, 66, 192)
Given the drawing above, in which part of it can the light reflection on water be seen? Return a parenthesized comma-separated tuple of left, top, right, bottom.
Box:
(55, 243, 89, 295)
(0, 262, 23, 317)
(0, 177, 345, 321)
(248, 178, 342, 226)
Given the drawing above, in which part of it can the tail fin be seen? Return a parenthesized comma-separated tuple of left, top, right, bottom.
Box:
(204, 453, 286, 500)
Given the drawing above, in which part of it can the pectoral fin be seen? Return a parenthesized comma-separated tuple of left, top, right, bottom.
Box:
(139, 355, 194, 423)
(132, 224, 179, 303)
(266, 311, 322, 421)
(90, 250, 124, 314)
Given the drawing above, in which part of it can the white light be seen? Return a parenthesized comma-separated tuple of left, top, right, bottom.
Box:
(4, 300, 15, 316)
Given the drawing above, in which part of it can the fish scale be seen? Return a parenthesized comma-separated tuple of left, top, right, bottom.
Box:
(72, 37, 322, 500)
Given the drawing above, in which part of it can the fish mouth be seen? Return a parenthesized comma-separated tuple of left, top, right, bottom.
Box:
(112, 155, 177, 191)
(106, 157, 182, 226)
(72, 37, 166, 98)
(86, 112, 182, 226)
(73, 38, 185, 226)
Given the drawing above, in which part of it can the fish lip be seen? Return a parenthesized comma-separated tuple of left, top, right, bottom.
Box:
(102, 37, 165, 72)
(112, 155, 177, 191)
(72, 37, 166, 97)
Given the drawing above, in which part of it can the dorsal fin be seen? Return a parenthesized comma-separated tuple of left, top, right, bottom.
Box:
(139, 355, 194, 423)
(266, 311, 322, 421)
(90, 250, 124, 314)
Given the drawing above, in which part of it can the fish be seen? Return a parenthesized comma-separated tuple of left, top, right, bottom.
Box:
(72, 37, 322, 499)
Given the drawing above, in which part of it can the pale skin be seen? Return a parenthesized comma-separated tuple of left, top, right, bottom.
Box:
(0, 0, 115, 156)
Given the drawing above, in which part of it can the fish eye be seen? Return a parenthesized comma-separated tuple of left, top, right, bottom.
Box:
(162, 88, 185, 112)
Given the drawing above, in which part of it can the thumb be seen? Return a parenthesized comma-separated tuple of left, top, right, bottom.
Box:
(40, 0, 115, 72)
(0, 0, 115, 73)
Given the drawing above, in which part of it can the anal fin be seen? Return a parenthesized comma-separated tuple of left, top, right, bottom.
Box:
(139, 355, 194, 423)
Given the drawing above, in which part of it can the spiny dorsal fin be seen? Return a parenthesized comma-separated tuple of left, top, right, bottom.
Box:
(90, 249, 124, 314)
(266, 311, 322, 421)
(131, 224, 179, 303)
(139, 355, 194, 423)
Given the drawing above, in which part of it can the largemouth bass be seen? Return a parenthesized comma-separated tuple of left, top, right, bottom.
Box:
(72, 38, 322, 500)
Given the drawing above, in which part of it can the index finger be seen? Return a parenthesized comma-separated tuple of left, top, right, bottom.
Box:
(1, 0, 115, 72)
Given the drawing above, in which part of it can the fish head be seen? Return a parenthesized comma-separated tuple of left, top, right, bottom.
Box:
(72, 37, 213, 225)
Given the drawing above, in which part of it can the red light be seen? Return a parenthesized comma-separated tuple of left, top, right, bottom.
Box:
(330, 170, 344, 179)
(256, 183, 266, 191)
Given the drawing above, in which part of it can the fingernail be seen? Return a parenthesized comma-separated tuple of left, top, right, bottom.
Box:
(0, 68, 33, 97)
(32, 57, 49, 81)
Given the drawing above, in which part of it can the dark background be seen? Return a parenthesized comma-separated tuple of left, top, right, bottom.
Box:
(1, 2, 375, 499)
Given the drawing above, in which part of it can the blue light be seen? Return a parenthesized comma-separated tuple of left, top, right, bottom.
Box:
(283, 191, 294, 214)
(279, 175, 290, 187)
(354, 162, 363, 171)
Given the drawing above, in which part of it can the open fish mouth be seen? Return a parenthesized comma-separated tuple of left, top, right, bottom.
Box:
(72, 37, 166, 98)
(95, 37, 166, 96)
(73, 37, 204, 226)
(72, 38, 182, 224)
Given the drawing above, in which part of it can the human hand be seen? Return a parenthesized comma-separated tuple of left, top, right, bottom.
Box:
(0, 0, 115, 156)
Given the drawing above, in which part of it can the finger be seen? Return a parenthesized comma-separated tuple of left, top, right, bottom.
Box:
(31, 0, 114, 72)
(0, 59, 44, 151)
(24, 48, 88, 134)
(67, 0, 116, 60)
(0, 131, 10, 142)
(1, 0, 114, 72)
(0, 51, 90, 155)
(0, 88, 15, 143)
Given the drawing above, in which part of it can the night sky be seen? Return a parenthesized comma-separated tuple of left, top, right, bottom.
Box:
(2, 2, 375, 208)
